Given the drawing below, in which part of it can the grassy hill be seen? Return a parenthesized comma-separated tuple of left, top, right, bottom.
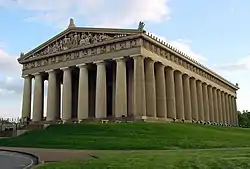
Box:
(0, 122, 250, 150)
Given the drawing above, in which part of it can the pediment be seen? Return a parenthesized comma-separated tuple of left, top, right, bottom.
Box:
(18, 27, 142, 63)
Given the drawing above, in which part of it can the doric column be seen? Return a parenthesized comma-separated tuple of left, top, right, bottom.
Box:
(46, 70, 58, 121)
(95, 61, 107, 118)
(225, 93, 229, 124)
(165, 67, 176, 119)
(133, 55, 146, 118)
(115, 57, 127, 118)
(21, 75, 32, 118)
(228, 95, 233, 125)
(32, 73, 44, 122)
(233, 97, 238, 125)
(77, 64, 89, 121)
(174, 71, 184, 120)
(196, 80, 204, 122)
(202, 83, 209, 122)
(155, 62, 167, 118)
(183, 74, 192, 121)
(61, 67, 72, 121)
(221, 91, 226, 124)
(190, 77, 198, 121)
(217, 90, 223, 123)
(208, 86, 214, 122)
(213, 88, 219, 123)
(145, 59, 157, 118)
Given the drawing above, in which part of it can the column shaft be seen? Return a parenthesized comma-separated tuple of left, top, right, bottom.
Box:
(62, 67, 72, 121)
(133, 56, 146, 118)
(21, 75, 32, 118)
(77, 64, 89, 120)
(208, 86, 214, 122)
(174, 71, 184, 120)
(221, 92, 226, 124)
(228, 95, 233, 125)
(165, 67, 176, 119)
(217, 90, 223, 123)
(32, 73, 44, 122)
(155, 63, 167, 118)
(46, 70, 58, 121)
(145, 59, 157, 118)
(225, 93, 229, 124)
(233, 97, 238, 125)
(213, 88, 219, 123)
(190, 78, 198, 121)
(183, 74, 192, 121)
(115, 58, 127, 118)
(95, 61, 107, 118)
(197, 81, 204, 121)
(202, 83, 209, 122)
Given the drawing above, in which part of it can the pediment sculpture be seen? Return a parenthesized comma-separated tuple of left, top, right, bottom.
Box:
(26, 31, 129, 60)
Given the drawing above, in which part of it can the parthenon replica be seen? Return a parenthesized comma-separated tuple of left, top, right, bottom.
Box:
(18, 19, 239, 125)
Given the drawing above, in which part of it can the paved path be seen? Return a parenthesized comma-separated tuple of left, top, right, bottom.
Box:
(1, 147, 250, 164)
(0, 150, 38, 169)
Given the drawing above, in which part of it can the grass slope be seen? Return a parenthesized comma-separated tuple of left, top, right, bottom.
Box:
(37, 149, 250, 169)
(0, 123, 250, 150)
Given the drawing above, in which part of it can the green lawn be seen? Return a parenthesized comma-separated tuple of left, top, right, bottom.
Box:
(0, 123, 250, 150)
(36, 149, 250, 169)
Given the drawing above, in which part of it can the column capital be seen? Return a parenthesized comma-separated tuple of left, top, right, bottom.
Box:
(202, 82, 208, 86)
(182, 73, 190, 78)
(94, 60, 106, 65)
(113, 56, 126, 62)
(175, 70, 183, 75)
(145, 57, 155, 63)
(76, 63, 87, 68)
(45, 69, 56, 74)
(60, 67, 71, 71)
(22, 74, 32, 78)
(208, 84, 213, 88)
(166, 66, 173, 71)
(190, 76, 196, 80)
(130, 54, 144, 59)
(155, 61, 165, 67)
(33, 72, 42, 77)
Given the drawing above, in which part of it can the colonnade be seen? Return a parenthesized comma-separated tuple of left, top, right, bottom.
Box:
(21, 55, 238, 125)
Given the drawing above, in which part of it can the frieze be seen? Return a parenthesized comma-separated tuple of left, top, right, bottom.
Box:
(24, 32, 130, 60)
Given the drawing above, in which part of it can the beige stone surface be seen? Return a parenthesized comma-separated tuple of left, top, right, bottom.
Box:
(21, 75, 32, 118)
(32, 73, 44, 122)
(145, 59, 157, 118)
(155, 63, 167, 118)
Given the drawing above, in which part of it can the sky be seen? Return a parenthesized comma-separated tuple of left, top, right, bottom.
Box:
(0, 0, 250, 118)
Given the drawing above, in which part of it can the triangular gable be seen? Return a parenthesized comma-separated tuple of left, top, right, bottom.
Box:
(19, 27, 143, 63)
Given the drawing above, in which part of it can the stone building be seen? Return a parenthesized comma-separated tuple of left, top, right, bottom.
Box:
(18, 19, 239, 125)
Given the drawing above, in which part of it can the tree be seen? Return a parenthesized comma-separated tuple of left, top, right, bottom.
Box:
(238, 110, 250, 127)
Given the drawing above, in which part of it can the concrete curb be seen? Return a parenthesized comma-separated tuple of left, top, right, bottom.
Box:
(0, 148, 39, 167)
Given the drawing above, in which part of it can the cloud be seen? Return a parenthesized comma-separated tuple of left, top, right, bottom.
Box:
(169, 39, 207, 62)
(0, 49, 21, 74)
(214, 55, 250, 72)
(212, 55, 250, 111)
(0, 0, 171, 28)
(0, 48, 22, 95)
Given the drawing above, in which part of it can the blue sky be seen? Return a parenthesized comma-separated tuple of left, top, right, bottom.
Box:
(0, 0, 249, 118)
